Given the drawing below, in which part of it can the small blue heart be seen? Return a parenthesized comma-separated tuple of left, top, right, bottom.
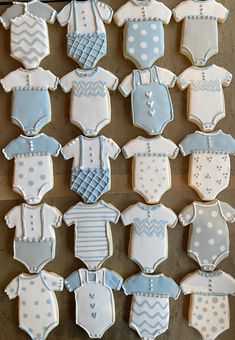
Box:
(92, 312, 97, 319)
(90, 303, 95, 309)
(89, 293, 95, 299)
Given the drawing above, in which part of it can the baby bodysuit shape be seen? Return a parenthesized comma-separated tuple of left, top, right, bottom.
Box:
(60, 67, 118, 136)
(0, 0, 57, 69)
(179, 130, 235, 200)
(3, 133, 61, 205)
(123, 273, 180, 339)
(123, 136, 178, 203)
(61, 135, 120, 203)
(179, 200, 235, 271)
(1, 68, 59, 136)
(173, 0, 228, 66)
(5, 203, 62, 273)
(114, 0, 172, 68)
(181, 270, 235, 340)
(119, 66, 176, 135)
(64, 200, 120, 270)
(121, 202, 177, 273)
(57, 0, 113, 69)
(178, 65, 232, 131)
(5, 271, 63, 340)
(65, 268, 123, 338)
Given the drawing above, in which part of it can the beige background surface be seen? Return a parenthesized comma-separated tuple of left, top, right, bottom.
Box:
(0, 0, 234, 339)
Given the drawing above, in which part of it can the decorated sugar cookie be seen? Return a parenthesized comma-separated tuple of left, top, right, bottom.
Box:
(121, 202, 177, 273)
(179, 130, 235, 201)
(114, 0, 172, 68)
(0, 0, 57, 69)
(5, 271, 63, 340)
(177, 65, 232, 131)
(2, 133, 61, 205)
(122, 273, 180, 339)
(122, 136, 179, 204)
(65, 268, 123, 338)
(179, 200, 235, 271)
(60, 67, 118, 136)
(173, 0, 229, 66)
(181, 270, 235, 340)
(119, 65, 176, 135)
(64, 200, 120, 270)
(1, 67, 59, 136)
(61, 135, 120, 203)
(5, 203, 62, 273)
(57, 0, 113, 69)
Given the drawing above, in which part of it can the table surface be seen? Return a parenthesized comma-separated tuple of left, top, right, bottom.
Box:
(0, 1, 234, 339)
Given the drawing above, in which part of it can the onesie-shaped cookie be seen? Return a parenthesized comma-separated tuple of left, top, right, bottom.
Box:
(5, 203, 62, 273)
(178, 65, 232, 131)
(179, 200, 235, 272)
(173, 0, 229, 66)
(179, 130, 235, 200)
(57, 0, 113, 69)
(181, 270, 235, 340)
(61, 135, 120, 203)
(65, 268, 123, 338)
(3, 133, 61, 205)
(123, 273, 180, 339)
(123, 136, 178, 203)
(64, 200, 120, 270)
(119, 65, 176, 135)
(60, 67, 118, 136)
(0, 0, 57, 69)
(1, 68, 59, 136)
(121, 202, 177, 273)
(5, 271, 63, 340)
(114, 0, 171, 68)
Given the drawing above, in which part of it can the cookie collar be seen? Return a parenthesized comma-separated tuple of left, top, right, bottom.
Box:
(195, 129, 222, 136)
(197, 270, 223, 277)
(138, 202, 162, 211)
(131, 0, 153, 6)
(75, 67, 99, 77)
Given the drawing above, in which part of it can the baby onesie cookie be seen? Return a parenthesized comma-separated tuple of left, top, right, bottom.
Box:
(122, 273, 180, 339)
(179, 130, 235, 200)
(179, 200, 235, 272)
(5, 203, 62, 273)
(123, 135, 179, 203)
(178, 65, 232, 131)
(173, 0, 229, 66)
(5, 270, 63, 340)
(1, 67, 59, 136)
(119, 65, 176, 135)
(65, 268, 123, 338)
(60, 67, 118, 136)
(114, 0, 171, 68)
(121, 202, 177, 273)
(0, 0, 57, 69)
(57, 0, 113, 69)
(3, 133, 61, 205)
(181, 270, 235, 340)
(61, 135, 120, 203)
(64, 200, 120, 270)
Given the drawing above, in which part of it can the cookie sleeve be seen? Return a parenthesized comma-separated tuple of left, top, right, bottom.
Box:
(153, 2, 172, 24)
(0, 4, 20, 29)
(46, 205, 62, 228)
(164, 207, 178, 228)
(177, 68, 191, 90)
(61, 138, 79, 160)
(219, 201, 235, 223)
(57, 3, 71, 27)
(60, 73, 73, 93)
(105, 269, 123, 291)
(214, 3, 229, 23)
(41, 272, 64, 291)
(4, 206, 20, 229)
(121, 205, 135, 226)
(173, 1, 188, 22)
(164, 139, 179, 159)
(221, 133, 235, 154)
(37, 2, 57, 23)
(119, 73, 133, 97)
(104, 203, 120, 223)
(5, 276, 19, 299)
(97, 1, 113, 23)
(122, 139, 138, 159)
(65, 271, 81, 292)
(157, 67, 176, 88)
(113, 3, 129, 27)
(100, 68, 119, 91)
(218, 67, 232, 87)
(103, 137, 121, 160)
(164, 277, 181, 299)
(44, 136, 61, 156)
(45, 70, 59, 90)
(178, 203, 195, 226)
(63, 206, 76, 227)
(223, 273, 235, 295)
(2, 139, 18, 160)
(122, 276, 138, 295)
(180, 274, 196, 295)
(1, 71, 15, 92)
(179, 133, 195, 156)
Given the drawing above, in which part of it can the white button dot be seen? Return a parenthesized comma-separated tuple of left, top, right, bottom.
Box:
(140, 29, 147, 36)
(141, 54, 148, 60)
(128, 36, 134, 42)
(198, 209, 204, 215)
(196, 227, 201, 233)
(153, 35, 159, 42)
(208, 239, 215, 245)
(194, 241, 200, 247)
(207, 222, 213, 229)
(211, 211, 218, 218)
(217, 229, 223, 236)
(140, 41, 147, 49)
(220, 245, 226, 252)
(132, 23, 138, 30)
(153, 47, 159, 54)
(128, 48, 135, 54)
(151, 23, 157, 30)
(226, 212, 232, 218)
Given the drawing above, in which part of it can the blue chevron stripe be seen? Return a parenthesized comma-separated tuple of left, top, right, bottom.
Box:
(132, 309, 169, 320)
(11, 37, 47, 48)
(13, 20, 45, 30)
(131, 319, 167, 329)
(134, 300, 168, 310)
(12, 47, 46, 57)
(11, 30, 47, 39)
